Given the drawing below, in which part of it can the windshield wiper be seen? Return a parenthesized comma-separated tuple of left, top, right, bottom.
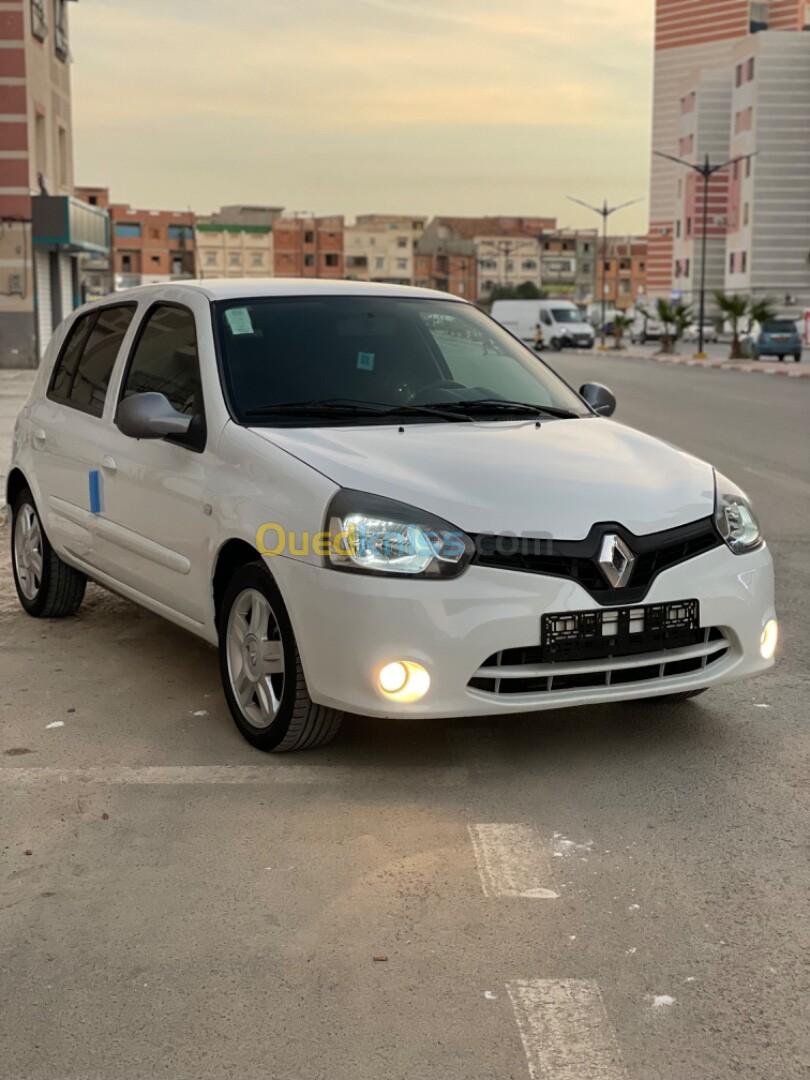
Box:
(243, 399, 472, 422)
(422, 399, 580, 420)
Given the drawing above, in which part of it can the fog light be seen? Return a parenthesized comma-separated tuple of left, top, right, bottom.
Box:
(377, 660, 430, 703)
(760, 619, 779, 660)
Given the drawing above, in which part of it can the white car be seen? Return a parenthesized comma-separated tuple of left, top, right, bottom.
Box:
(684, 322, 719, 344)
(7, 281, 777, 752)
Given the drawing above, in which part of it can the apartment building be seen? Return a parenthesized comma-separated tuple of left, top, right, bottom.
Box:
(476, 235, 542, 299)
(648, 0, 809, 299)
(107, 204, 195, 290)
(273, 215, 344, 279)
(596, 236, 648, 311)
(539, 230, 598, 303)
(344, 214, 426, 284)
(725, 30, 810, 307)
(1, 0, 108, 365)
(670, 67, 734, 302)
(195, 205, 279, 279)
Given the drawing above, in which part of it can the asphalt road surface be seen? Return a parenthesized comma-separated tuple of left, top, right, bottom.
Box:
(1, 360, 808, 1080)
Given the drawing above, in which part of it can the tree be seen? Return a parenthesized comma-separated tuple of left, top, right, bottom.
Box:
(515, 281, 543, 300)
(747, 297, 778, 335)
(641, 299, 692, 355)
(612, 313, 633, 350)
(713, 292, 749, 359)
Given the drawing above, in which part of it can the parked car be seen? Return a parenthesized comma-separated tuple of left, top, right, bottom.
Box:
(631, 317, 665, 345)
(745, 319, 803, 362)
(683, 322, 719, 344)
(7, 281, 777, 752)
(491, 299, 595, 351)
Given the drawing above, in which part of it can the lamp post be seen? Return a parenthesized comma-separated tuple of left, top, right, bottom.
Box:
(567, 196, 643, 349)
(653, 150, 756, 358)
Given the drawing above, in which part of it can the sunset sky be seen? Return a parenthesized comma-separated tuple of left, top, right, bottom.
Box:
(71, 0, 655, 233)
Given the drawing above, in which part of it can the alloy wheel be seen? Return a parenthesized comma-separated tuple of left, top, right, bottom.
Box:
(13, 503, 44, 601)
(225, 588, 285, 729)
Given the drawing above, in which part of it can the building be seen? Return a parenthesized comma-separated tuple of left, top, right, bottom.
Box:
(272, 215, 344, 278)
(670, 68, 734, 303)
(647, 0, 808, 300)
(108, 204, 195, 290)
(196, 220, 274, 279)
(74, 184, 112, 297)
(596, 236, 648, 311)
(344, 215, 426, 284)
(724, 30, 810, 308)
(416, 217, 556, 301)
(1, 0, 108, 366)
(539, 229, 598, 303)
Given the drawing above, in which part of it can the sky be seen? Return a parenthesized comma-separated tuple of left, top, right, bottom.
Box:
(70, 0, 655, 234)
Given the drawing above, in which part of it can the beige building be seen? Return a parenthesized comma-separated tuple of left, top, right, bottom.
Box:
(1, 0, 107, 366)
(344, 215, 426, 284)
(476, 235, 542, 299)
(196, 222, 274, 279)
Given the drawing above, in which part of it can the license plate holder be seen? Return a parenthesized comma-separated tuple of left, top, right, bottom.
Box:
(541, 600, 700, 662)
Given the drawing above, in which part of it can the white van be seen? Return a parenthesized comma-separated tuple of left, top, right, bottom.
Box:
(491, 300, 595, 351)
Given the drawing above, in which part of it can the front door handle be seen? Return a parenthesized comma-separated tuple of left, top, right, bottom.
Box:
(101, 455, 117, 474)
(33, 429, 46, 445)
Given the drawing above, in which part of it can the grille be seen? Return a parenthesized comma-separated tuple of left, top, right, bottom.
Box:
(471, 518, 722, 606)
(468, 617, 729, 698)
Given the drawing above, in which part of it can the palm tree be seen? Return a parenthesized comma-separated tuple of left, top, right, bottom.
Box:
(651, 298, 692, 355)
(747, 297, 778, 335)
(714, 292, 749, 359)
(612, 313, 633, 350)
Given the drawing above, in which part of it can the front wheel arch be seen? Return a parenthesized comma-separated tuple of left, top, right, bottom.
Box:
(212, 537, 266, 629)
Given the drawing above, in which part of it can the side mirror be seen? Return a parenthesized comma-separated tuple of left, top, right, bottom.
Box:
(117, 392, 193, 440)
(580, 382, 616, 417)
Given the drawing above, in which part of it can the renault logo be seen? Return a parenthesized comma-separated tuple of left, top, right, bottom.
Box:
(598, 534, 636, 589)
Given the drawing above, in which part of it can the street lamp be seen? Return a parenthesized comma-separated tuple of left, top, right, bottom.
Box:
(567, 195, 643, 349)
(653, 150, 756, 358)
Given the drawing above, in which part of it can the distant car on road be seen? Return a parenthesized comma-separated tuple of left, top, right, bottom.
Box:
(631, 317, 665, 345)
(745, 319, 803, 363)
(7, 280, 777, 752)
(683, 322, 720, 344)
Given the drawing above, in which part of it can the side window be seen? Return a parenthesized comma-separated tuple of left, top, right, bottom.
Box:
(48, 305, 135, 417)
(122, 304, 203, 417)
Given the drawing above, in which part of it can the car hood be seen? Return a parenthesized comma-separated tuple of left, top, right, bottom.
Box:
(249, 419, 716, 539)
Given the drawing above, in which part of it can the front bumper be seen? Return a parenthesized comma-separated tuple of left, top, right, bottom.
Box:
(268, 544, 776, 719)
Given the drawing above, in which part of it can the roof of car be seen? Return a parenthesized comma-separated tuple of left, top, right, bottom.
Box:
(101, 278, 466, 304)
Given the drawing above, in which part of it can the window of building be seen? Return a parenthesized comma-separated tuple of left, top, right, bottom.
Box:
(675, 260, 682, 279)
(747, 57, 755, 81)
(676, 220, 681, 238)
(750, 1, 769, 32)
(687, 217, 693, 236)
(205, 251, 218, 266)
(396, 258, 408, 270)
(729, 252, 736, 273)
(397, 237, 408, 248)
(581, 262, 592, 275)
(583, 243, 591, 254)
(620, 259, 631, 271)
(303, 231, 315, 244)
(34, 112, 47, 180)
(735, 63, 743, 88)
(54, 0, 69, 59)
(375, 257, 385, 269)
(229, 253, 241, 267)
(31, 0, 47, 41)
(746, 156, 753, 178)
(522, 260, 537, 271)
(741, 251, 748, 273)
(744, 203, 750, 226)
(685, 258, 690, 277)
(168, 225, 193, 242)
(121, 304, 203, 423)
(57, 125, 68, 187)
(325, 253, 339, 267)
(251, 253, 264, 267)
(304, 254, 315, 267)
(151, 255, 160, 265)
(121, 254, 133, 272)
(49, 305, 136, 417)
(115, 222, 142, 239)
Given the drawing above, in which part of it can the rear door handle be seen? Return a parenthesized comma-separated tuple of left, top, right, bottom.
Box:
(101, 455, 117, 474)
(33, 429, 46, 445)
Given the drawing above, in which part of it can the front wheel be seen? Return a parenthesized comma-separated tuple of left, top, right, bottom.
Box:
(11, 488, 86, 617)
(793, 354, 802, 364)
(218, 563, 343, 752)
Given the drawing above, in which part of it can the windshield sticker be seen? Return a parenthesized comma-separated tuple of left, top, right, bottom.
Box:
(357, 351, 375, 371)
(225, 307, 255, 336)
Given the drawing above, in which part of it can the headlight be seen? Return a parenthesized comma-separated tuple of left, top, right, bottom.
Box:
(714, 472, 763, 554)
(325, 489, 474, 578)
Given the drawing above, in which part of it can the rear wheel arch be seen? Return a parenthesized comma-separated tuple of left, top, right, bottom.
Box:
(5, 467, 29, 510)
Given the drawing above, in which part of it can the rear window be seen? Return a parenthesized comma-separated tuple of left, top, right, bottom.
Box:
(49, 305, 136, 418)
(763, 321, 796, 334)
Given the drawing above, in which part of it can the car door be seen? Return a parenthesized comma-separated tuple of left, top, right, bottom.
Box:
(27, 304, 138, 567)
(91, 301, 214, 625)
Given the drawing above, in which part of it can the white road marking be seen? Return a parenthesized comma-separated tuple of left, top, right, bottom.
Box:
(45, 721, 64, 730)
(0, 765, 468, 787)
(468, 824, 559, 899)
(507, 979, 628, 1080)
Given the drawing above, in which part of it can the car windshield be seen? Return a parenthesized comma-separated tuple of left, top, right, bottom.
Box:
(551, 308, 582, 324)
(763, 321, 796, 334)
(214, 296, 589, 424)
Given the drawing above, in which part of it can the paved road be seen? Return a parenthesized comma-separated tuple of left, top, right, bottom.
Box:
(1, 362, 808, 1080)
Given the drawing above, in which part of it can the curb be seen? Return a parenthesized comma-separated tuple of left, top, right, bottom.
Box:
(572, 348, 810, 377)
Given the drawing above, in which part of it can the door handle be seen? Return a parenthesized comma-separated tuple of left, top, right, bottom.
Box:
(33, 429, 46, 445)
(101, 455, 117, 474)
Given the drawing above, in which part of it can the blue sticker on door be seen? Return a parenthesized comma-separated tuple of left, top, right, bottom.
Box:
(88, 469, 102, 514)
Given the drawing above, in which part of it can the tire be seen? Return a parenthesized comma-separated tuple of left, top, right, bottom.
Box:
(550, 338, 562, 352)
(11, 488, 86, 618)
(794, 355, 802, 364)
(218, 562, 343, 752)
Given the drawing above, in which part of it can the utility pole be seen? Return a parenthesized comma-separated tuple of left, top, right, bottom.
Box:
(567, 196, 643, 350)
(653, 150, 756, 358)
